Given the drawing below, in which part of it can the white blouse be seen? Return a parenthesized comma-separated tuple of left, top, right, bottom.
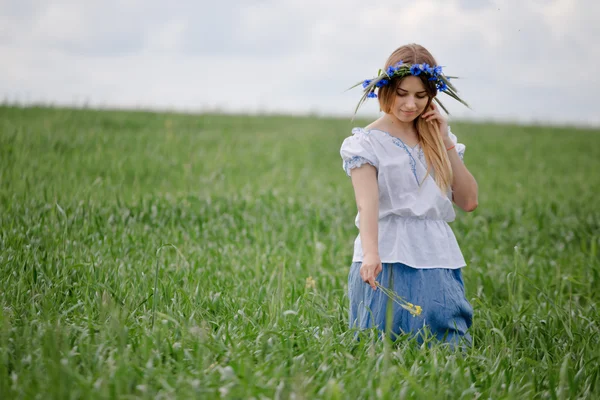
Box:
(340, 126, 467, 269)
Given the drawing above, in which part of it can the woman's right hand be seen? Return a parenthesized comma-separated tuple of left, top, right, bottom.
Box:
(360, 253, 382, 290)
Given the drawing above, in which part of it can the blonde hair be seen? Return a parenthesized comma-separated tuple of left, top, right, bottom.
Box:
(378, 44, 452, 192)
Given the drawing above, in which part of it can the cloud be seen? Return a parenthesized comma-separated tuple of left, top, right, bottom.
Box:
(181, 1, 316, 57)
(0, 0, 598, 125)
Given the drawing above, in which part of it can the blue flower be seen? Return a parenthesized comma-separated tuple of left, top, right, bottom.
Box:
(437, 82, 448, 92)
(420, 63, 433, 74)
(395, 60, 404, 68)
(434, 65, 443, 75)
(428, 76, 437, 81)
(375, 79, 389, 87)
(410, 65, 421, 75)
(386, 66, 397, 76)
(362, 79, 371, 88)
(367, 91, 377, 98)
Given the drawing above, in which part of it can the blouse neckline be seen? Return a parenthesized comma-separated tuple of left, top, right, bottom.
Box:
(361, 128, 421, 151)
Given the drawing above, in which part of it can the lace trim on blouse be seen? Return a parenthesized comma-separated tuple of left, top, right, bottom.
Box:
(344, 156, 376, 176)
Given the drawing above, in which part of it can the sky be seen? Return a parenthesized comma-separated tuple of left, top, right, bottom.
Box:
(1, 0, 598, 126)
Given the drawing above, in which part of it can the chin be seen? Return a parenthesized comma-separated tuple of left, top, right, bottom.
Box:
(394, 112, 420, 122)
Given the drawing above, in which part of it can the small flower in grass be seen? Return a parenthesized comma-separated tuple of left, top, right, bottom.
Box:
(410, 65, 422, 76)
(362, 79, 371, 88)
(367, 91, 377, 98)
(305, 276, 316, 289)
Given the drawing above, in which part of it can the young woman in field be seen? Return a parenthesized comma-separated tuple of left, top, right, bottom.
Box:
(341, 44, 478, 346)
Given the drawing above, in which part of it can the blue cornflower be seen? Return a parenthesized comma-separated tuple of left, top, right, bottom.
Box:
(395, 60, 404, 68)
(437, 82, 448, 92)
(367, 91, 377, 98)
(375, 79, 389, 87)
(386, 66, 397, 76)
(410, 65, 421, 76)
(362, 79, 372, 88)
(421, 63, 433, 74)
(434, 65, 443, 75)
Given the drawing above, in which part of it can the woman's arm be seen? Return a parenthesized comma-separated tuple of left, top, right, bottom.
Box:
(444, 138, 478, 212)
(350, 164, 382, 289)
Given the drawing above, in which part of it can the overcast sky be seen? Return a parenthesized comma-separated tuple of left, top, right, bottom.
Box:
(1, 0, 598, 126)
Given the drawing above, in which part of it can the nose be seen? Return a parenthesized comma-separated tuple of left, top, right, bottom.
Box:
(404, 96, 417, 110)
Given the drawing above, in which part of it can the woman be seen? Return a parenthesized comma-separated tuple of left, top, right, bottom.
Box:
(341, 43, 478, 346)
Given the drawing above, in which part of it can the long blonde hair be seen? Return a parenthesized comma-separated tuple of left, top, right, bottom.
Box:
(377, 44, 452, 192)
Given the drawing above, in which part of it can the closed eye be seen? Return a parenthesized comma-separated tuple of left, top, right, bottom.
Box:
(397, 91, 428, 99)
(396, 89, 428, 99)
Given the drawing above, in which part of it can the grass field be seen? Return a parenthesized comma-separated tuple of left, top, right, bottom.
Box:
(1, 105, 599, 399)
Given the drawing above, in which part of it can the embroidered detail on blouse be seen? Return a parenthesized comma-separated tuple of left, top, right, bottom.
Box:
(417, 146, 426, 165)
(391, 138, 418, 183)
(376, 131, 418, 184)
(344, 155, 376, 176)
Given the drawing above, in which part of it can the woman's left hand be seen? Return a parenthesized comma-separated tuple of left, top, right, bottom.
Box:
(421, 102, 450, 145)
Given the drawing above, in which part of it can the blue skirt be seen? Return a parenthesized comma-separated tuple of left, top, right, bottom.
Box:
(348, 262, 473, 347)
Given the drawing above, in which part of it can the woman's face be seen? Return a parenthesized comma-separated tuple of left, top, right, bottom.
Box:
(389, 76, 430, 122)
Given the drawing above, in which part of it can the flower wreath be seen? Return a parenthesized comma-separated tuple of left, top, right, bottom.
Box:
(350, 61, 469, 115)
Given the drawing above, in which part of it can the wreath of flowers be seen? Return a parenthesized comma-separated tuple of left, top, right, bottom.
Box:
(350, 61, 469, 115)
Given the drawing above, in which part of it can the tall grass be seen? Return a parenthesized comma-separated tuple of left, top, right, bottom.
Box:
(1, 106, 599, 398)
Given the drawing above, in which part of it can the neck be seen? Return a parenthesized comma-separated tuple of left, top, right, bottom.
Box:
(382, 113, 416, 133)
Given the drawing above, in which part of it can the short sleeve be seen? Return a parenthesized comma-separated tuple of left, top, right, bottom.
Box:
(448, 126, 466, 161)
(340, 128, 379, 177)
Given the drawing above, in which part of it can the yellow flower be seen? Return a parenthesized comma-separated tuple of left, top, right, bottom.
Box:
(305, 276, 316, 289)
(410, 305, 423, 317)
(375, 282, 422, 317)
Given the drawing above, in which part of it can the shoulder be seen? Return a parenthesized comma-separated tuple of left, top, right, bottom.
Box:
(363, 120, 387, 132)
(343, 126, 385, 150)
(342, 127, 374, 146)
(340, 127, 379, 164)
(351, 126, 373, 137)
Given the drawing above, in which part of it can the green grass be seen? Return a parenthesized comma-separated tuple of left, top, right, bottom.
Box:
(1, 105, 599, 399)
